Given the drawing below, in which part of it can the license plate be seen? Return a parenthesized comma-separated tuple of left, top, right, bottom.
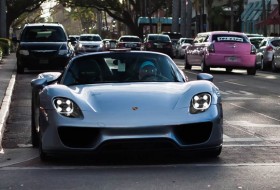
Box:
(157, 45, 163, 48)
(39, 59, 48, 64)
(227, 56, 236, 62)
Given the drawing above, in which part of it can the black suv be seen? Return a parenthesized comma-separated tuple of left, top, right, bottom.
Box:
(14, 23, 74, 73)
(142, 34, 174, 58)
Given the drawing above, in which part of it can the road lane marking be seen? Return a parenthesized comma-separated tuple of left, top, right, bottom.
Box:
(0, 74, 16, 152)
(223, 135, 263, 142)
(223, 81, 246, 86)
(230, 103, 280, 122)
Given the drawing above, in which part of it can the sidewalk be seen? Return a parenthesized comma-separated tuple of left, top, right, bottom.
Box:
(0, 53, 17, 151)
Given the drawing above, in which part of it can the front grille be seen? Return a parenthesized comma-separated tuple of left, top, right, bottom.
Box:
(30, 50, 57, 57)
(58, 127, 100, 148)
(173, 122, 213, 145)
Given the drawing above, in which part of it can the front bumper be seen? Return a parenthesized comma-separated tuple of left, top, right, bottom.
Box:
(205, 53, 256, 68)
(39, 104, 223, 154)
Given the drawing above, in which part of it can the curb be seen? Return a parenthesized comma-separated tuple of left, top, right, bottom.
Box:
(0, 54, 17, 152)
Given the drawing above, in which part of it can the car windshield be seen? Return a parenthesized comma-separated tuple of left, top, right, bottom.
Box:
(61, 53, 185, 86)
(120, 37, 141, 42)
(148, 35, 170, 42)
(271, 39, 280, 47)
(21, 26, 67, 42)
(79, 35, 102, 41)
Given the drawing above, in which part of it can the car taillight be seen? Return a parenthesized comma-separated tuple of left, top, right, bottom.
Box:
(266, 46, 273, 51)
(166, 43, 172, 48)
(251, 45, 257, 54)
(146, 42, 152, 48)
(208, 43, 215, 53)
(117, 43, 124, 48)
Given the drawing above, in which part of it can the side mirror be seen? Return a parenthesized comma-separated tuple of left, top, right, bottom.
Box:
(31, 78, 48, 90)
(197, 73, 213, 82)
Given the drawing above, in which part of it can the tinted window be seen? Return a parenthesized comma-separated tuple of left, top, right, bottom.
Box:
(148, 35, 170, 42)
(120, 37, 141, 42)
(21, 26, 67, 42)
(62, 53, 184, 85)
(271, 39, 280, 47)
(212, 34, 249, 43)
(79, 35, 102, 41)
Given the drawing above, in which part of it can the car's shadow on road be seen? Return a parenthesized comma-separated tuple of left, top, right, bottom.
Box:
(32, 150, 222, 167)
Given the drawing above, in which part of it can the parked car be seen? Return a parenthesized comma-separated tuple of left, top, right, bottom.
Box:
(142, 34, 174, 58)
(271, 47, 280, 72)
(248, 36, 265, 49)
(68, 34, 79, 46)
(185, 31, 257, 75)
(31, 49, 223, 160)
(75, 34, 104, 54)
(103, 39, 117, 50)
(14, 23, 75, 73)
(175, 37, 193, 58)
(116, 35, 142, 50)
(256, 37, 280, 71)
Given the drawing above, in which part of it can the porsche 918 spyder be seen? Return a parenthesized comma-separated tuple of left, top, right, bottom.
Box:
(31, 49, 223, 160)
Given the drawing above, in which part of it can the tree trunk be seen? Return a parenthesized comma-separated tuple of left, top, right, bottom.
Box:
(172, 0, 180, 32)
(0, 0, 7, 38)
(186, 0, 192, 38)
(180, 0, 187, 37)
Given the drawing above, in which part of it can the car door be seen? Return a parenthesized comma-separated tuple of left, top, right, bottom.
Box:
(256, 38, 268, 65)
(186, 33, 209, 66)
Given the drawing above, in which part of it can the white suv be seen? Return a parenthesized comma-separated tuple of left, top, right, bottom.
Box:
(75, 34, 104, 54)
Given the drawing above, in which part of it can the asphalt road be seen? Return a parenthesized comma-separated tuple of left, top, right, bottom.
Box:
(0, 55, 280, 189)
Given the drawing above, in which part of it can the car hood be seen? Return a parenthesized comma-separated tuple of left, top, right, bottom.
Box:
(19, 42, 68, 50)
(43, 81, 218, 112)
(79, 41, 102, 45)
(74, 83, 189, 112)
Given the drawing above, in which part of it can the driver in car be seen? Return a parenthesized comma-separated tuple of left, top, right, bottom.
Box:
(138, 61, 158, 81)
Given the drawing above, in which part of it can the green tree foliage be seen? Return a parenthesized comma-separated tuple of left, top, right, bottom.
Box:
(6, 0, 46, 36)
(57, 0, 169, 37)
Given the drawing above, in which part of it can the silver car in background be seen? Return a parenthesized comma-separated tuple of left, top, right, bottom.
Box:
(256, 37, 280, 71)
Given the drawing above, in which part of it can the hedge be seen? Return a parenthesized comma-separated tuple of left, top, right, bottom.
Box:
(0, 38, 11, 55)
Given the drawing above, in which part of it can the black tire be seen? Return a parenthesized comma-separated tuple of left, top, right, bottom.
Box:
(201, 60, 210, 73)
(226, 68, 233, 73)
(39, 140, 50, 161)
(31, 90, 39, 147)
(247, 67, 256, 75)
(271, 59, 279, 72)
(260, 58, 267, 71)
(184, 56, 192, 70)
(208, 146, 222, 157)
(16, 60, 24, 74)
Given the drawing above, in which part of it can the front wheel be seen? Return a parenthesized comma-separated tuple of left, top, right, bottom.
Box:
(271, 59, 279, 72)
(16, 60, 24, 74)
(247, 67, 256, 75)
(31, 90, 39, 147)
(184, 56, 192, 70)
(201, 60, 210, 73)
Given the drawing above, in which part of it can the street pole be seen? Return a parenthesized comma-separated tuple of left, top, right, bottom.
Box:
(262, 0, 267, 36)
(0, 0, 7, 38)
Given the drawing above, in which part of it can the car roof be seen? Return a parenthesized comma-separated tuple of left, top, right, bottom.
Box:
(119, 35, 140, 38)
(24, 23, 64, 27)
(80, 34, 101, 36)
(208, 31, 245, 35)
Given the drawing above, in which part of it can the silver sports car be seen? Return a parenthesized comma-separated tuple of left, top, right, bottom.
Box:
(31, 49, 223, 160)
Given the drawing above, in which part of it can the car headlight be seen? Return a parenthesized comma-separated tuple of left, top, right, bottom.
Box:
(58, 44, 68, 55)
(19, 50, 29, 55)
(53, 97, 83, 118)
(190, 93, 211, 114)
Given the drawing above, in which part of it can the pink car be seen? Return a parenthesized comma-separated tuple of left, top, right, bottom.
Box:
(185, 31, 257, 75)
